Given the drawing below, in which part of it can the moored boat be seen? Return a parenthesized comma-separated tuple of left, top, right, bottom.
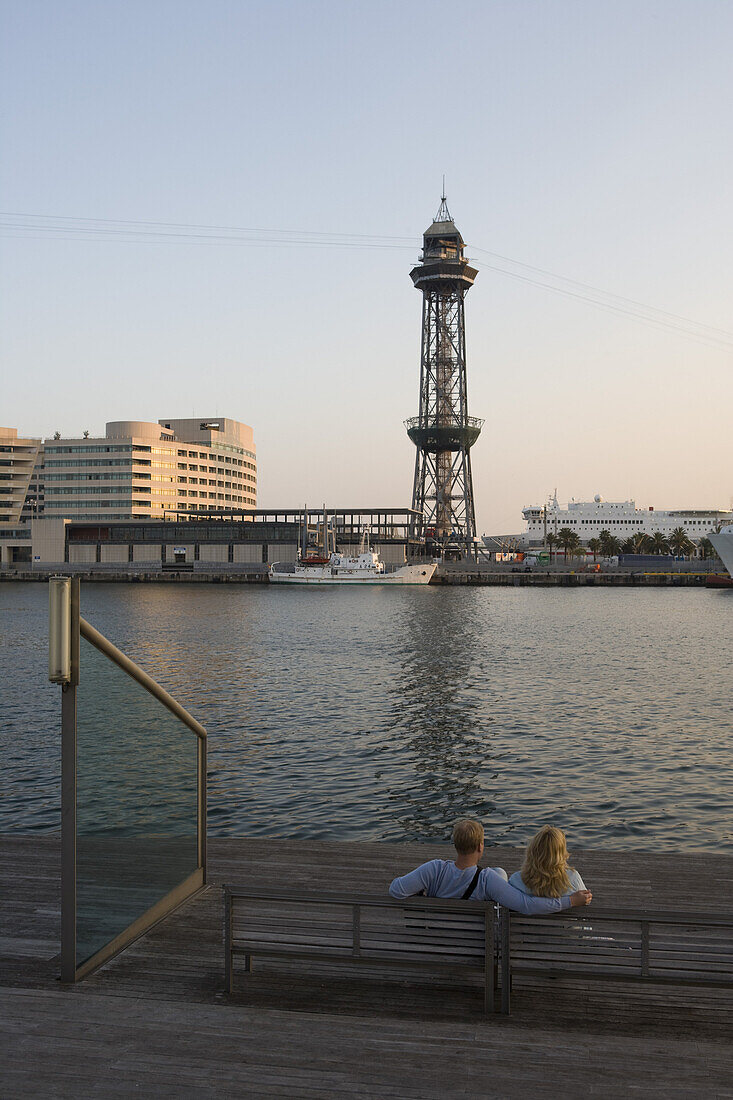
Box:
(269, 550, 436, 585)
(272, 508, 436, 585)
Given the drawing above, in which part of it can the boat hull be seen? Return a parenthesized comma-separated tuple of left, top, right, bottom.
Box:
(269, 563, 436, 585)
(705, 573, 733, 589)
(709, 532, 733, 580)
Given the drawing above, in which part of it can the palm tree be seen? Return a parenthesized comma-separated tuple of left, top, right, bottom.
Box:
(620, 536, 636, 554)
(698, 537, 715, 561)
(557, 527, 581, 561)
(598, 529, 620, 558)
(649, 531, 670, 555)
(546, 531, 557, 561)
(631, 532, 651, 554)
(588, 537, 600, 561)
(669, 527, 694, 558)
(569, 540, 586, 562)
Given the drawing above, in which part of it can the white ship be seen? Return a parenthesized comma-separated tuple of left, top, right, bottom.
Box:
(270, 517, 436, 585)
(270, 550, 435, 585)
(521, 492, 733, 544)
(709, 525, 733, 580)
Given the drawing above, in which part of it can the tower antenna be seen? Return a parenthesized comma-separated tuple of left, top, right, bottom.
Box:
(435, 179, 451, 223)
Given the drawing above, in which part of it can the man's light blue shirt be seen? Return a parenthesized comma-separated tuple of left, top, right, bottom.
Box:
(389, 860, 573, 915)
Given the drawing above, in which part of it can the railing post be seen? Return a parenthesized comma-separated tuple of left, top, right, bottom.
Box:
(198, 735, 207, 882)
(60, 577, 79, 982)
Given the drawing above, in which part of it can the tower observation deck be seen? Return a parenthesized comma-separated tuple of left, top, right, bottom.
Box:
(405, 196, 483, 553)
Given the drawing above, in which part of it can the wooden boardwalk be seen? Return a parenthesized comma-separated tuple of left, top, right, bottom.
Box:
(2, 834, 732, 1098)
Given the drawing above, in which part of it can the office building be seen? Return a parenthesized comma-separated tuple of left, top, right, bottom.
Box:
(0, 427, 42, 524)
(42, 417, 256, 522)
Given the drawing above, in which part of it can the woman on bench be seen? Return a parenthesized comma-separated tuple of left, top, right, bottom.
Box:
(509, 825, 586, 899)
(389, 819, 591, 914)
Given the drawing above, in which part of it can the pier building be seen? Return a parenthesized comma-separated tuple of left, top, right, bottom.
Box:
(405, 196, 483, 555)
(8, 507, 420, 568)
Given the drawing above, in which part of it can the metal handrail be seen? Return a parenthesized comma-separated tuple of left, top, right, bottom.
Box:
(79, 616, 206, 740)
(404, 415, 484, 431)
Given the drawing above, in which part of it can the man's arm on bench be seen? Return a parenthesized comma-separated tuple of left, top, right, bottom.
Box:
(481, 870, 579, 915)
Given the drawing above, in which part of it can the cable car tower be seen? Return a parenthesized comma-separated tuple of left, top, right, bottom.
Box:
(405, 195, 483, 555)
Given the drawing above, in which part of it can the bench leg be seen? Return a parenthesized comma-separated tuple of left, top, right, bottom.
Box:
(500, 910, 511, 1015)
(484, 912, 494, 1014)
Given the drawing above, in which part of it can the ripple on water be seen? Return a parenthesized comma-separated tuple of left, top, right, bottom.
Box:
(0, 582, 732, 851)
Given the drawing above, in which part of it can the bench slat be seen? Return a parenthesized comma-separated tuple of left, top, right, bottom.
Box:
(231, 943, 488, 969)
(233, 935, 485, 960)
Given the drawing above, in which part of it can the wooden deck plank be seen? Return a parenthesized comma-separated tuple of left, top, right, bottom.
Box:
(2, 834, 733, 1097)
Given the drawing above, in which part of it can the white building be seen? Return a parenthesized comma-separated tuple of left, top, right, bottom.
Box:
(42, 417, 256, 522)
(522, 494, 732, 545)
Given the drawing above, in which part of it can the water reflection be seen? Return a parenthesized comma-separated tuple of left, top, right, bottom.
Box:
(389, 592, 498, 840)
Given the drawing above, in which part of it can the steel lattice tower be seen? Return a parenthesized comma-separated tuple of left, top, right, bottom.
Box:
(405, 196, 483, 554)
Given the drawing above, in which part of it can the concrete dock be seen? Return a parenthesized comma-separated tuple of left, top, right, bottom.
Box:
(3, 834, 732, 1097)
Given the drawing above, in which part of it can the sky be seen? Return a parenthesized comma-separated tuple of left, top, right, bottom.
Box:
(1, 0, 732, 532)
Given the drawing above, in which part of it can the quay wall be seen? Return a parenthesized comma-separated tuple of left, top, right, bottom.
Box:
(0, 564, 726, 586)
(432, 569, 716, 586)
(0, 565, 269, 583)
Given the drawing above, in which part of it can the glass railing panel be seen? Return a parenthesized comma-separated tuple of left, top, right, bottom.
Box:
(75, 634, 199, 967)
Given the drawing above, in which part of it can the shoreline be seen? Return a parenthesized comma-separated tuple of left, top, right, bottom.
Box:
(1, 567, 728, 586)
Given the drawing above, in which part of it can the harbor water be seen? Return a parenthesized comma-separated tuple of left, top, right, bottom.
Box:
(1, 582, 731, 852)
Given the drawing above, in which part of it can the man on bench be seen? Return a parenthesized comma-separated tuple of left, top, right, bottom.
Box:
(389, 820, 592, 914)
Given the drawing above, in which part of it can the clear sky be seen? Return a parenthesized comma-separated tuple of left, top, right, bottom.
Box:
(2, 0, 731, 532)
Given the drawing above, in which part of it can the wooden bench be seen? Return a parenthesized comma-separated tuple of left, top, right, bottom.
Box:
(224, 886, 503, 1013)
(224, 889, 733, 1018)
(499, 906, 733, 1014)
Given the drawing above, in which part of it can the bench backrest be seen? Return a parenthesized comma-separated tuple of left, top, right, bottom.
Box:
(226, 889, 495, 967)
(506, 909, 733, 985)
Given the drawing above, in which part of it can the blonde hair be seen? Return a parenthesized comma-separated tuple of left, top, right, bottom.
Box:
(452, 819, 484, 855)
(520, 826, 572, 898)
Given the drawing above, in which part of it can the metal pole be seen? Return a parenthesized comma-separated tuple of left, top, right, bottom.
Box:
(198, 734, 207, 881)
(60, 577, 79, 982)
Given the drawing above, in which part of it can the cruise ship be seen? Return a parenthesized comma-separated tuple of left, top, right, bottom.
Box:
(521, 493, 733, 544)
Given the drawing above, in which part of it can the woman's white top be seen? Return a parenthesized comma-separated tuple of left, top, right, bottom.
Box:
(508, 867, 586, 897)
